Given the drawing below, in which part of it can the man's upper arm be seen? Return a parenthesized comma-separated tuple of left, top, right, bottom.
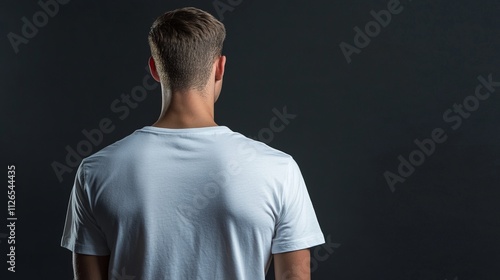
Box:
(273, 249, 311, 280)
(61, 162, 111, 278)
(61, 162, 110, 255)
(271, 158, 325, 253)
(73, 253, 110, 280)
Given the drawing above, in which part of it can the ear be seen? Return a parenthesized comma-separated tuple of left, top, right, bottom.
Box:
(148, 56, 161, 82)
(214, 55, 226, 82)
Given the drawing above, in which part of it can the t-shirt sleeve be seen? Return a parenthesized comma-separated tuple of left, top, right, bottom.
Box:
(60, 161, 110, 255)
(271, 157, 325, 254)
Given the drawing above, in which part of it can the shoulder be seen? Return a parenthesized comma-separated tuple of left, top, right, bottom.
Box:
(80, 129, 141, 172)
(225, 130, 293, 161)
(221, 130, 295, 178)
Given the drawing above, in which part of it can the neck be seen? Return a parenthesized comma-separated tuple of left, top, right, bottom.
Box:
(152, 86, 217, 129)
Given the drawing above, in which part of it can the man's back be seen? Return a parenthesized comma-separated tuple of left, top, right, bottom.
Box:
(61, 125, 324, 279)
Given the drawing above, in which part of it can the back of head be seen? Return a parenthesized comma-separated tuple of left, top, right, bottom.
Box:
(148, 7, 226, 92)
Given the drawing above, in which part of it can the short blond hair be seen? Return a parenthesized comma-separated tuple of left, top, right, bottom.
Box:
(148, 7, 226, 92)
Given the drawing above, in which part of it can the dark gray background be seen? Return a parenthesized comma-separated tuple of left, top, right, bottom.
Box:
(1, 0, 500, 279)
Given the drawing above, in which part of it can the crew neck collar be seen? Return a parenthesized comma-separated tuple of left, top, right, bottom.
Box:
(138, 125, 231, 134)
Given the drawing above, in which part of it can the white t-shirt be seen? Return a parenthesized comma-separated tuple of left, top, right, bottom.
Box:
(61, 125, 325, 279)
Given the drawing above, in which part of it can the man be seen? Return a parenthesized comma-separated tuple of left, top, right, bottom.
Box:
(61, 7, 325, 280)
